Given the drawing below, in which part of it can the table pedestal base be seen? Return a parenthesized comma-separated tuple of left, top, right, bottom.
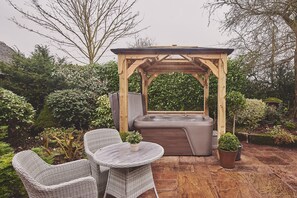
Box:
(103, 164, 158, 198)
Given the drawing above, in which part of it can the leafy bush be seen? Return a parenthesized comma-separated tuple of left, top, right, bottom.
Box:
(0, 88, 35, 136)
(0, 142, 26, 197)
(264, 105, 282, 124)
(218, 132, 240, 152)
(91, 95, 114, 128)
(35, 103, 59, 130)
(47, 89, 96, 129)
(226, 91, 246, 133)
(53, 64, 108, 96)
(237, 99, 266, 129)
(40, 128, 84, 162)
(268, 126, 295, 145)
(284, 120, 296, 130)
(0, 126, 8, 140)
(126, 131, 143, 144)
(0, 45, 67, 112)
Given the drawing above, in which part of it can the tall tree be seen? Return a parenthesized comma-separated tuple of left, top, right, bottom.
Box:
(0, 45, 66, 112)
(8, 0, 142, 64)
(206, 0, 297, 117)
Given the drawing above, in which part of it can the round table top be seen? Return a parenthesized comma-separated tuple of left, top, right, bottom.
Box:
(93, 141, 164, 168)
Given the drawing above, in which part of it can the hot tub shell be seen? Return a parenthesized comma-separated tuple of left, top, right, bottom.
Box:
(134, 114, 213, 156)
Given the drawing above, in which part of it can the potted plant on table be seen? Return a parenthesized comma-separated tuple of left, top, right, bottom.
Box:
(218, 132, 240, 169)
(126, 131, 143, 152)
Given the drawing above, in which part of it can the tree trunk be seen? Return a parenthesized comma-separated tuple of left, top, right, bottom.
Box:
(232, 115, 236, 134)
(294, 37, 297, 119)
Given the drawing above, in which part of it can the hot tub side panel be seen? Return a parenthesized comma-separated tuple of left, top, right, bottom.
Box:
(134, 115, 213, 156)
(138, 128, 193, 155)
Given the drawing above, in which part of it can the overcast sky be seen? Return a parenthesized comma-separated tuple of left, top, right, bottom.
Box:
(0, 0, 230, 63)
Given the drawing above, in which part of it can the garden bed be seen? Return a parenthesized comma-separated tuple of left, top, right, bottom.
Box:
(237, 132, 297, 147)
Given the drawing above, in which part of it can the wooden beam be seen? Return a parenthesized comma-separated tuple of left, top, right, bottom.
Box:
(197, 58, 218, 78)
(148, 73, 159, 86)
(191, 73, 205, 86)
(147, 111, 204, 114)
(186, 54, 223, 59)
(138, 68, 149, 113)
(204, 72, 210, 116)
(217, 55, 227, 138)
(125, 54, 159, 59)
(127, 59, 147, 78)
(156, 54, 169, 62)
(119, 55, 128, 132)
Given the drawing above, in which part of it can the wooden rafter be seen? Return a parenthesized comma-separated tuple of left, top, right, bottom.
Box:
(197, 58, 218, 78)
(191, 73, 205, 86)
(127, 59, 148, 78)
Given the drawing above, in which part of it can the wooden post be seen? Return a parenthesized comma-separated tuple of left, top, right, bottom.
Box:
(217, 55, 227, 138)
(139, 68, 148, 113)
(204, 73, 210, 116)
(119, 55, 128, 132)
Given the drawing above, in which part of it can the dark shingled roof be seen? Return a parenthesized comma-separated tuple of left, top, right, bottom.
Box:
(111, 46, 234, 55)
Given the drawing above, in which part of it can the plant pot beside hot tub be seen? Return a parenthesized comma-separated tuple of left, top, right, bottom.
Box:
(218, 132, 240, 169)
(126, 131, 143, 152)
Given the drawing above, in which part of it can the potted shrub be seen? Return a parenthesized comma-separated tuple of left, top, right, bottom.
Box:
(218, 132, 240, 169)
(226, 91, 246, 161)
(126, 131, 143, 152)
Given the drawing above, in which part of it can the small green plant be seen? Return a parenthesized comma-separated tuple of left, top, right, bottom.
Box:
(268, 126, 295, 145)
(218, 132, 240, 152)
(126, 131, 143, 144)
(40, 128, 84, 162)
(120, 131, 129, 142)
(284, 120, 296, 130)
(263, 97, 283, 104)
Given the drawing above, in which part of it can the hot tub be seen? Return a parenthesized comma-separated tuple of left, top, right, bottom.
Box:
(134, 114, 213, 156)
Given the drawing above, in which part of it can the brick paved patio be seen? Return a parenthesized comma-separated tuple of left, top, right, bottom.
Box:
(140, 142, 297, 198)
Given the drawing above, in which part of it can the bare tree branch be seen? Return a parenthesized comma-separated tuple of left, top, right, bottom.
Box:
(7, 0, 143, 64)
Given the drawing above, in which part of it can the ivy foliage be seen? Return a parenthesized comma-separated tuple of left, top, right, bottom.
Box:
(148, 73, 203, 111)
(47, 89, 96, 129)
(0, 88, 35, 136)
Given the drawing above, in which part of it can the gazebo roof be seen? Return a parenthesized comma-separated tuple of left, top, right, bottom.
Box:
(111, 46, 234, 75)
(111, 46, 234, 55)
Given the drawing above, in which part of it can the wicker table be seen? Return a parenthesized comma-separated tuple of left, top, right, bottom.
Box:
(94, 141, 164, 198)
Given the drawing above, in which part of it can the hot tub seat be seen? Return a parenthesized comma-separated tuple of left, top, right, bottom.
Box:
(134, 114, 213, 156)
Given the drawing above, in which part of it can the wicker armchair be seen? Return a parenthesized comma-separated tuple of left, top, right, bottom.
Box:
(84, 129, 122, 194)
(12, 150, 97, 198)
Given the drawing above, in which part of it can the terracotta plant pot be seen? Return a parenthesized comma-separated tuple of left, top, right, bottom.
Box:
(218, 149, 238, 169)
(130, 143, 140, 152)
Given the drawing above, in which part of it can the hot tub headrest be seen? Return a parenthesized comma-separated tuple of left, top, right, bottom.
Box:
(109, 92, 146, 130)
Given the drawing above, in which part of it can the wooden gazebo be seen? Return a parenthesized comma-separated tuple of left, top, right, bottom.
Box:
(111, 46, 234, 138)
